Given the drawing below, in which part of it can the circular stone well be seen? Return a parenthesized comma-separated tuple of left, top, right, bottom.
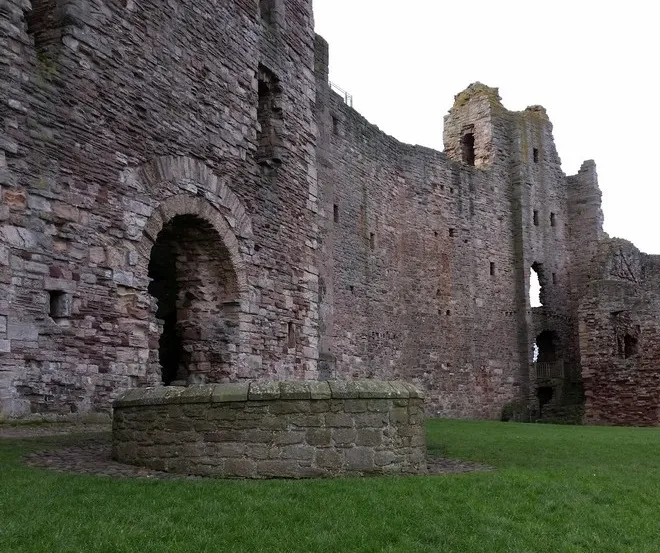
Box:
(112, 380, 426, 478)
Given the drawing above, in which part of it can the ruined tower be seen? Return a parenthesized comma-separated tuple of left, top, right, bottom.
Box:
(2, 0, 656, 424)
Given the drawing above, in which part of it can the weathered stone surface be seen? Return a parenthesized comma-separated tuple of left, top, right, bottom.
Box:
(579, 240, 660, 426)
(112, 380, 426, 478)
(1, 0, 647, 427)
(211, 383, 249, 403)
(248, 381, 280, 401)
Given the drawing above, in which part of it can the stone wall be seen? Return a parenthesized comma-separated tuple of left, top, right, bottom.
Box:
(2, 0, 614, 421)
(112, 380, 427, 478)
(1, 0, 320, 417)
(315, 47, 593, 418)
(579, 240, 660, 426)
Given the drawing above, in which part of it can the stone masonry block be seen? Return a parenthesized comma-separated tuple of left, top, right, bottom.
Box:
(308, 381, 331, 399)
(355, 380, 397, 399)
(345, 447, 375, 472)
(306, 428, 331, 446)
(257, 460, 304, 478)
(248, 381, 280, 401)
(224, 458, 256, 478)
(279, 381, 311, 400)
(211, 382, 249, 403)
(332, 428, 357, 446)
(325, 412, 353, 427)
(328, 380, 360, 399)
(179, 384, 215, 403)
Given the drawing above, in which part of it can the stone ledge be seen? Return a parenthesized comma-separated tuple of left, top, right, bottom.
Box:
(113, 380, 424, 408)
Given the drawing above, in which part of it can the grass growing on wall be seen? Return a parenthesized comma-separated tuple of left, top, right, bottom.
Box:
(2, 420, 660, 553)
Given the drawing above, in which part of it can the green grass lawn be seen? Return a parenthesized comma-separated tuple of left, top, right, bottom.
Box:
(2, 420, 660, 553)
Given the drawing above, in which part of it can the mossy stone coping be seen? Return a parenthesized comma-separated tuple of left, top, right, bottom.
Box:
(113, 380, 424, 408)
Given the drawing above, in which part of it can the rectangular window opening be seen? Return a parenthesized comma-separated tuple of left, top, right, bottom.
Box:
(369, 232, 375, 250)
(461, 132, 475, 166)
(333, 204, 339, 223)
(48, 290, 69, 319)
(550, 212, 556, 227)
(533, 148, 539, 163)
(533, 210, 539, 226)
(256, 65, 283, 166)
(449, 228, 455, 237)
(25, 0, 63, 54)
(552, 272, 557, 284)
(287, 321, 295, 349)
(490, 262, 495, 276)
(259, 0, 273, 25)
(331, 115, 339, 135)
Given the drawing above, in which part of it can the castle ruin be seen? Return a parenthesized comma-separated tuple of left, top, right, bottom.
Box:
(1, 0, 658, 425)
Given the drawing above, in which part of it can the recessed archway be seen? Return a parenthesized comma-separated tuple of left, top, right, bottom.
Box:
(147, 214, 241, 385)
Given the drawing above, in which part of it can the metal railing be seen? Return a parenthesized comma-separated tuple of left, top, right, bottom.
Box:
(534, 360, 565, 379)
(329, 81, 353, 107)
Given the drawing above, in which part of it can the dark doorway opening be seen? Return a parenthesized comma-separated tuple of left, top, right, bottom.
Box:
(461, 132, 475, 166)
(536, 386, 554, 418)
(623, 333, 639, 359)
(535, 330, 558, 363)
(148, 215, 239, 385)
(148, 236, 181, 385)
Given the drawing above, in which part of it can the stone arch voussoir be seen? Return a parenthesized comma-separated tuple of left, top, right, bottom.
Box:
(134, 156, 253, 240)
(138, 194, 248, 297)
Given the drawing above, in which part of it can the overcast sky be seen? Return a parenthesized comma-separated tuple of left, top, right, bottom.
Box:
(313, 0, 659, 254)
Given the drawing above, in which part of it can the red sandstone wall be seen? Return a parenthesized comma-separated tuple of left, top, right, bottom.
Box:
(580, 241, 660, 426)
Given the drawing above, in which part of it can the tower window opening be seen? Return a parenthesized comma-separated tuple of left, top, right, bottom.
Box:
(529, 262, 546, 308)
(287, 321, 295, 349)
(461, 132, 475, 166)
(333, 204, 339, 223)
(256, 65, 283, 166)
(490, 262, 495, 276)
(550, 212, 556, 227)
(259, 0, 273, 25)
(48, 290, 69, 318)
(369, 232, 375, 250)
(533, 148, 539, 163)
(533, 210, 539, 226)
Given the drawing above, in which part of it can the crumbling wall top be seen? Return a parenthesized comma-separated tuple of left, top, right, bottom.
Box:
(451, 82, 503, 110)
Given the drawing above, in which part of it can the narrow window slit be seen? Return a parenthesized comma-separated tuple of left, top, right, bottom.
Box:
(461, 132, 475, 166)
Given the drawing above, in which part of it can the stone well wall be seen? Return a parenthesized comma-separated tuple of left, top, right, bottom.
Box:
(112, 380, 426, 478)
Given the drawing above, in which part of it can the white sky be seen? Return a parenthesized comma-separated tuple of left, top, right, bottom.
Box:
(313, 0, 660, 254)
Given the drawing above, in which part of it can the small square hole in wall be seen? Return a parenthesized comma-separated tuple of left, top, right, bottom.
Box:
(333, 204, 339, 223)
(533, 210, 539, 226)
(550, 212, 556, 227)
(49, 291, 70, 319)
(533, 148, 539, 163)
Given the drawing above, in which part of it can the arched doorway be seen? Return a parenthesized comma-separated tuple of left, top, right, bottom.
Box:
(147, 214, 240, 385)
